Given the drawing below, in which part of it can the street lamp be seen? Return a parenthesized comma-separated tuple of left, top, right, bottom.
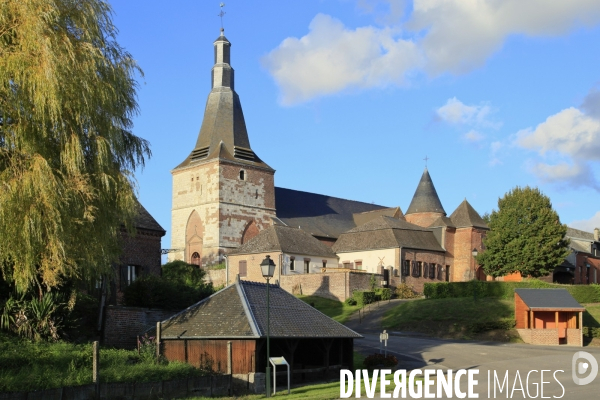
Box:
(260, 255, 276, 397)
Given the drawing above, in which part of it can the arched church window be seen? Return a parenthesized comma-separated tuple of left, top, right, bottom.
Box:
(191, 252, 201, 267)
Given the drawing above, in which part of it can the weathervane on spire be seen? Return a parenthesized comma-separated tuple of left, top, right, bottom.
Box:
(218, 3, 226, 30)
(423, 155, 429, 168)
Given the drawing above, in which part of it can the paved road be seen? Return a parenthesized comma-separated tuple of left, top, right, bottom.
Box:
(343, 300, 600, 399)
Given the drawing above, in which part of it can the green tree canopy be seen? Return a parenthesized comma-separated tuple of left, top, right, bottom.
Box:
(0, 0, 149, 293)
(477, 186, 570, 278)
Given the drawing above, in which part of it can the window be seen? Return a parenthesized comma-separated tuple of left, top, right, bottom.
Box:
(402, 260, 410, 276)
(355, 261, 363, 270)
(121, 265, 140, 289)
(322, 260, 327, 269)
(429, 263, 436, 279)
(423, 263, 429, 278)
(446, 265, 450, 282)
(437, 264, 443, 280)
(290, 257, 295, 271)
(239, 170, 245, 180)
(304, 258, 310, 274)
(411, 261, 421, 277)
(343, 261, 352, 269)
(239, 260, 247, 277)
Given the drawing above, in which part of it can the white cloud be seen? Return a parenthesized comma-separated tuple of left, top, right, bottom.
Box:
(569, 211, 600, 232)
(262, 14, 422, 105)
(436, 97, 495, 127)
(516, 106, 600, 188)
(581, 86, 600, 120)
(463, 130, 484, 142)
(264, 1, 600, 104)
(489, 141, 502, 166)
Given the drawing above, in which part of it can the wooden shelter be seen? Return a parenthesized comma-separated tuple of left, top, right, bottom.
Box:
(515, 289, 585, 346)
(157, 276, 361, 385)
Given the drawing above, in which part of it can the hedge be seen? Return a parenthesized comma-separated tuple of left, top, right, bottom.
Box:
(375, 288, 392, 301)
(423, 281, 600, 304)
(353, 291, 376, 306)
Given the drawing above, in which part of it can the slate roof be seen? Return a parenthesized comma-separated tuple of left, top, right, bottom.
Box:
(566, 227, 594, 241)
(160, 277, 362, 339)
(406, 168, 446, 215)
(353, 207, 404, 227)
(274, 187, 388, 239)
(132, 200, 166, 234)
(515, 289, 584, 311)
(174, 32, 272, 171)
(565, 227, 597, 253)
(429, 215, 456, 228)
(332, 216, 445, 253)
(228, 225, 337, 258)
(449, 200, 489, 230)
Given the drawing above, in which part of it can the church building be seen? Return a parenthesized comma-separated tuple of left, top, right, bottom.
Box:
(169, 30, 489, 292)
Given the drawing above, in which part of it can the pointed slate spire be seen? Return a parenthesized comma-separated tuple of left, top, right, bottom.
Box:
(405, 168, 446, 215)
(175, 29, 271, 170)
(449, 199, 489, 229)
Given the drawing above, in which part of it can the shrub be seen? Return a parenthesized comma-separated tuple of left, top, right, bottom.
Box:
(353, 291, 376, 306)
(344, 297, 357, 306)
(376, 288, 392, 301)
(123, 275, 214, 310)
(363, 353, 398, 370)
(423, 281, 600, 303)
(395, 283, 419, 299)
(583, 327, 600, 338)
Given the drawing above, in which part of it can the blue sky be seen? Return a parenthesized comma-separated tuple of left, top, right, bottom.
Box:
(109, 0, 600, 252)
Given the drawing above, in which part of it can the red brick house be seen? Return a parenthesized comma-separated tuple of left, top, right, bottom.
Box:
(515, 288, 584, 346)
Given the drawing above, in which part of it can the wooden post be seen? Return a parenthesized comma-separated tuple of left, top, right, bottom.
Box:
(92, 341, 99, 384)
(156, 322, 161, 363)
(525, 311, 529, 329)
(530, 310, 534, 329)
(227, 341, 232, 374)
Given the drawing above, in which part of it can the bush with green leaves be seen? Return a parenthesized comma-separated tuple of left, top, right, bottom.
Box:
(376, 288, 392, 301)
(344, 297, 357, 306)
(395, 283, 419, 299)
(423, 281, 600, 304)
(123, 275, 213, 310)
(353, 291, 376, 306)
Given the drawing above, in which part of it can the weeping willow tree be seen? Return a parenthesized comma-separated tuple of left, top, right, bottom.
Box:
(0, 0, 150, 294)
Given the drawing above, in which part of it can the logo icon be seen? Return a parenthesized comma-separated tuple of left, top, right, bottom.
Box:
(572, 351, 598, 385)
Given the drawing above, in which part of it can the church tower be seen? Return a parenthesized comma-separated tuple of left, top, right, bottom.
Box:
(404, 168, 446, 228)
(169, 29, 276, 266)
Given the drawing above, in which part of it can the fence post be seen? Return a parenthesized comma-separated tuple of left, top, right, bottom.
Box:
(156, 321, 161, 363)
(93, 340, 99, 396)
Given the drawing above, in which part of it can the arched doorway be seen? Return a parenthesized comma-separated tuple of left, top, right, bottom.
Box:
(191, 252, 201, 267)
(186, 210, 204, 266)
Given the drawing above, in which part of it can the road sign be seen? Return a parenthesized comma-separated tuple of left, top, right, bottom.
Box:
(380, 330, 389, 356)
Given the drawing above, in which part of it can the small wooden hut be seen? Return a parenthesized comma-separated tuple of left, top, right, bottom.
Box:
(157, 275, 361, 384)
(515, 288, 585, 346)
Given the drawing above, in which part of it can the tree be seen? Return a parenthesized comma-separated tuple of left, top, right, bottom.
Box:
(0, 0, 149, 294)
(477, 186, 570, 278)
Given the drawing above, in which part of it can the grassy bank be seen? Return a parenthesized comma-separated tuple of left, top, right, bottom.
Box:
(296, 295, 361, 324)
(381, 297, 519, 341)
(0, 332, 203, 392)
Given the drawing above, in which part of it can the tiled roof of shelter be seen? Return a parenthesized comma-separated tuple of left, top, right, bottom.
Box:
(274, 187, 388, 239)
(174, 31, 272, 171)
(133, 200, 166, 234)
(160, 277, 362, 339)
(449, 200, 489, 229)
(515, 289, 584, 310)
(228, 225, 337, 258)
(405, 168, 446, 216)
(332, 216, 445, 253)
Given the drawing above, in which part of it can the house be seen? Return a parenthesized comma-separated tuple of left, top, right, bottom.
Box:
(158, 276, 361, 389)
(515, 288, 584, 346)
(556, 227, 600, 285)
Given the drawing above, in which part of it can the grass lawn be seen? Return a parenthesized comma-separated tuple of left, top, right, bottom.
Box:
(296, 295, 361, 324)
(381, 297, 519, 341)
(583, 303, 600, 327)
(0, 332, 203, 392)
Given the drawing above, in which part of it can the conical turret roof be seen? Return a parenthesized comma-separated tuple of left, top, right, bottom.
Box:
(174, 30, 272, 170)
(449, 199, 489, 229)
(405, 168, 446, 215)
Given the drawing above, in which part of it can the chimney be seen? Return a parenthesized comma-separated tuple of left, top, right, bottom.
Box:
(594, 228, 599, 241)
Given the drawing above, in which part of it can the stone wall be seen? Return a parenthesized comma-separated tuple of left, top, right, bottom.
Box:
(205, 268, 227, 287)
(279, 271, 382, 301)
(567, 328, 583, 347)
(517, 329, 559, 346)
(103, 306, 177, 349)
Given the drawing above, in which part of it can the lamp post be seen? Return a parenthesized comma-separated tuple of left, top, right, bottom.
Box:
(260, 255, 276, 398)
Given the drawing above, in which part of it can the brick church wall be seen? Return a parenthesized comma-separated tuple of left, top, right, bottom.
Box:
(103, 306, 177, 349)
(405, 212, 444, 228)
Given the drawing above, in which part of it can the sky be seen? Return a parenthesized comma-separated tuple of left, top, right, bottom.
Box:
(108, 0, 600, 253)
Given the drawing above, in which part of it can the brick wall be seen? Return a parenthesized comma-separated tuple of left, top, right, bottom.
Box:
(104, 306, 177, 349)
(517, 329, 532, 344)
(405, 212, 444, 228)
(566, 328, 582, 347)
